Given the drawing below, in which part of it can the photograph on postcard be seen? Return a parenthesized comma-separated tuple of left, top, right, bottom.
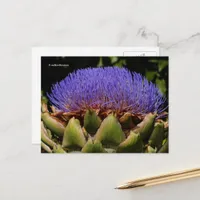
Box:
(41, 56, 168, 153)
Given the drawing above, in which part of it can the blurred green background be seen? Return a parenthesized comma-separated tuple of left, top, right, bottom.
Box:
(42, 56, 168, 98)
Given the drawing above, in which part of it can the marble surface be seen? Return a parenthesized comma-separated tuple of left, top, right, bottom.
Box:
(1, 0, 200, 199)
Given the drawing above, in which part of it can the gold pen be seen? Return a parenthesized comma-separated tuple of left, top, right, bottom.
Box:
(116, 168, 200, 189)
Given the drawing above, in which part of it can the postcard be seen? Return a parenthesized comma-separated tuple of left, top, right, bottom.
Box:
(32, 47, 169, 153)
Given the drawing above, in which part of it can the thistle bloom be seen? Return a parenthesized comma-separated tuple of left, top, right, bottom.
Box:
(47, 67, 166, 115)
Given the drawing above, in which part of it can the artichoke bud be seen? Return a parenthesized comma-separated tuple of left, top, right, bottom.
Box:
(81, 138, 105, 153)
(41, 121, 56, 148)
(84, 109, 102, 134)
(41, 113, 65, 137)
(95, 114, 125, 146)
(134, 113, 156, 140)
(119, 112, 135, 129)
(148, 122, 164, 149)
(62, 117, 86, 149)
(117, 131, 143, 153)
(158, 139, 168, 153)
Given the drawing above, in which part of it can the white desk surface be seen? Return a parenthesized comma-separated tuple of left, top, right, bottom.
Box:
(0, 0, 200, 199)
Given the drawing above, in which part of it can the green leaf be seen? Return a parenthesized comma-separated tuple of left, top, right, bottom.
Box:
(41, 141, 52, 153)
(158, 139, 168, 153)
(53, 145, 66, 153)
(62, 117, 86, 149)
(41, 113, 65, 137)
(148, 122, 164, 149)
(156, 78, 166, 95)
(158, 60, 168, 72)
(105, 148, 116, 153)
(81, 138, 106, 153)
(41, 102, 48, 113)
(134, 113, 156, 140)
(41, 121, 56, 148)
(145, 70, 157, 81)
(41, 91, 48, 104)
(148, 59, 168, 72)
(115, 59, 126, 67)
(119, 112, 135, 129)
(110, 57, 118, 64)
(84, 109, 102, 134)
(95, 114, 125, 146)
(145, 146, 157, 153)
(97, 57, 103, 67)
(117, 131, 143, 153)
(148, 59, 158, 64)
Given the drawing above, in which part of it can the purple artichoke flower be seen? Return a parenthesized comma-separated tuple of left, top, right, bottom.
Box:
(47, 67, 167, 116)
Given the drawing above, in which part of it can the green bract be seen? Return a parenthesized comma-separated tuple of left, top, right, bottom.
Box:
(41, 107, 168, 153)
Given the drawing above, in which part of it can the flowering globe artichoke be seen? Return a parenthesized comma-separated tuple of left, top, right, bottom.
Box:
(41, 67, 168, 153)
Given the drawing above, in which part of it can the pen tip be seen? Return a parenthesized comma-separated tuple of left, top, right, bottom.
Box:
(115, 183, 145, 190)
(115, 184, 130, 190)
